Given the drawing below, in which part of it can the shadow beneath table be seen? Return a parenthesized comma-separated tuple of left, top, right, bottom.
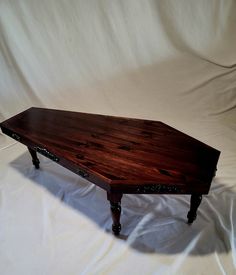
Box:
(10, 151, 235, 256)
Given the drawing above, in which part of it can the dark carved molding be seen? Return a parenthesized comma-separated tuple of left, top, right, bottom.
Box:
(34, 146, 59, 162)
(77, 169, 89, 178)
(1, 127, 21, 141)
(136, 184, 181, 193)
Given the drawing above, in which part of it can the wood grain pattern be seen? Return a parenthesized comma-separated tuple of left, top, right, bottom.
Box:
(0, 107, 220, 194)
(0, 107, 221, 234)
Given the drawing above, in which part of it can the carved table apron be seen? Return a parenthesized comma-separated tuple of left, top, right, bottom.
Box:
(0, 107, 220, 235)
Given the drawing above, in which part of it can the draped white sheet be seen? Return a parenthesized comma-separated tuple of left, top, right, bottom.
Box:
(0, 1, 236, 274)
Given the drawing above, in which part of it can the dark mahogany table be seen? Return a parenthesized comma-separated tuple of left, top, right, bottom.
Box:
(0, 107, 220, 235)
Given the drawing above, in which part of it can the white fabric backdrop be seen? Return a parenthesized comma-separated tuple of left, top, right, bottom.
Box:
(0, 1, 236, 274)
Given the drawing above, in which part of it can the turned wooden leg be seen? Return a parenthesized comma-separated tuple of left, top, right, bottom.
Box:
(187, 194, 202, 224)
(107, 192, 123, 235)
(28, 147, 40, 169)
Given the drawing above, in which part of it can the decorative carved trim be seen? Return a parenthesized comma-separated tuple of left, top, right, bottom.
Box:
(136, 184, 181, 193)
(77, 169, 89, 178)
(11, 133, 21, 141)
(1, 127, 21, 141)
(34, 146, 59, 162)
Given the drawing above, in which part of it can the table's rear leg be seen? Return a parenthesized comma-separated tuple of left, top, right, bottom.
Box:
(107, 192, 123, 235)
(187, 194, 202, 224)
(28, 147, 40, 169)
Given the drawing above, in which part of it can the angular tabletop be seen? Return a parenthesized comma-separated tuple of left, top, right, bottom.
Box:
(0, 107, 220, 194)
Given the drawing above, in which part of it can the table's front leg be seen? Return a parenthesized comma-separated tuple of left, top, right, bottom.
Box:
(28, 147, 40, 169)
(107, 192, 123, 235)
(187, 194, 202, 224)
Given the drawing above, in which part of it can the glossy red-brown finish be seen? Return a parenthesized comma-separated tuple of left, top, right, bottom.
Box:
(0, 107, 220, 195)
(0, 107, 221, 234)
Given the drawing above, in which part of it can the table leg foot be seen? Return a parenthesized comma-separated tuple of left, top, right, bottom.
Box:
(187, 194, 202, 224)
(111, 202, 121, 235)
(28, 147, 40, 169)
(107, 192, 123, 236)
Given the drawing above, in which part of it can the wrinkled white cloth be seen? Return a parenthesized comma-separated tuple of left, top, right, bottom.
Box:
(0, 1, 236, 274)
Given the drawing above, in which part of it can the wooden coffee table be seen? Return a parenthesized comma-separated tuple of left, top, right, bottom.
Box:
(0, 107, 220, 235)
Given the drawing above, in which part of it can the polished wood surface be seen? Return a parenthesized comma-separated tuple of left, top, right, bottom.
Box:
(0, 107, 221, 234)
(0, 107, 220, 195)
